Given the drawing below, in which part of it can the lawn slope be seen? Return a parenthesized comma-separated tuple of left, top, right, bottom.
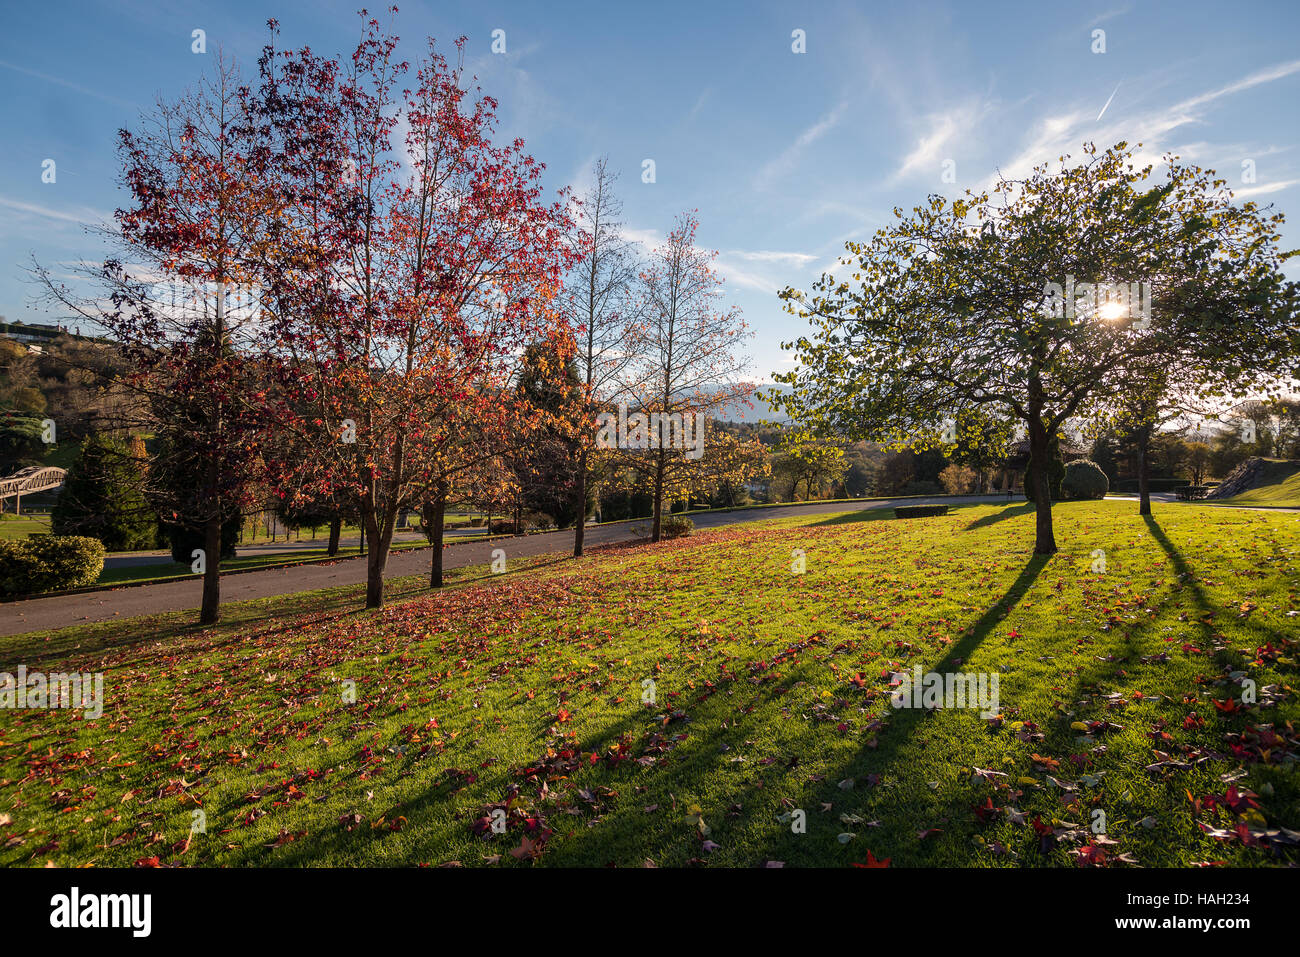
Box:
(1, 500, 1297, 868)
(1206, 458, 1300, 509)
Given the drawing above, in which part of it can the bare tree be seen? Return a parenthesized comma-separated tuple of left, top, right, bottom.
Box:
(628, 212, 754, 541)
(34, 53, 270, 624)
(565, 158, 639, 555)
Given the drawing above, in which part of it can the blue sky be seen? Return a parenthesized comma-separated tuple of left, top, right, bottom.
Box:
(2, 0, 1298, 392)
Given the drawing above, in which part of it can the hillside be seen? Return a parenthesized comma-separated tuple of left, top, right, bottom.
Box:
(1204, 457, 1300, 508)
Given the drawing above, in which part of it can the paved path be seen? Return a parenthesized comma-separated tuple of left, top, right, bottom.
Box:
(2, 496, 1011, 636)
(102, 530, 436, 569)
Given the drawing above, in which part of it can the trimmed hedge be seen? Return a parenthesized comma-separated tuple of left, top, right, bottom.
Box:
(0, 535, 105, 597)
(1063, 459, 1109, 500)
(894, 505, 949, 519)
(1113, 478, 1191, 493)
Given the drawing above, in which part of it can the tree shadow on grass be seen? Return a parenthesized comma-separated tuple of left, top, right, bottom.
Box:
(1141, 514, 1214, 620)
(964, 501, 1035, 532)
(250, 689, 662, 868)
(808, 553, 1053, 817)
(810, 508, 918, 528)
(491, 553, 1053, 868)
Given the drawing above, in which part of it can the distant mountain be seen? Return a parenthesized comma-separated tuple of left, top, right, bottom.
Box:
(712, 383, 792, 424)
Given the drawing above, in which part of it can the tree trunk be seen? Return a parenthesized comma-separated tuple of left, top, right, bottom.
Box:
(574, 446, 588, 557)
(1028, 418, 1058, 554)
(1137, 427, 1152, 516)
(425, 493, 447, 588)
(200, 511, 221, 625)
(362, 504, 393, 609)
(651, 446, 666, 541)
(327, 515, 341, 557)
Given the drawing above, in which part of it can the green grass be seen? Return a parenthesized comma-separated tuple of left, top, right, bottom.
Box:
(0, 514, 51, 540)
(1204, 459, 1300, 509)
(39, 441, 82, 471)
(1, 500, 1297, 868)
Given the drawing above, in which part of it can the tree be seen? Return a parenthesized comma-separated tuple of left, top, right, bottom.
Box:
(625, 212, 753, 541)
(691, 431, 770, 507)
(1089, 432, 1121, 486)
(0, 337, 46, 416)
(0, 415, 48, 473)
(770, 142, 1298, 553)
(1184, 441, 1212, 485)
(250, 18, 575, 606)
(564, 158, 640, 556)
(51, 435, 156, 550)
(35, 54, 274, 623)
(939, 463, 977, 495)
(948, 408, 1013, 492)
(509, 340, 587, 528)
(1024, 431, 1066, 503)
(778, 439, 846, 500)
(150, 430, 242, 562)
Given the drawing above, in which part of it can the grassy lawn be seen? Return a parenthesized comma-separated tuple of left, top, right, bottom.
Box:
(1, 500, 1296, 868)
(0, 514, 51, 541)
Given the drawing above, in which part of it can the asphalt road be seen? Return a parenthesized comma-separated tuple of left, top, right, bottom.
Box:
(1, 496, 1012, 637)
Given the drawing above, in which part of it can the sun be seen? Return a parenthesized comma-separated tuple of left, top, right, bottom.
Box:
(1097, 301, 1129, 321)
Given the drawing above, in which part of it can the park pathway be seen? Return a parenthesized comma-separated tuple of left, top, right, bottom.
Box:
(1, 496, 1012, 636)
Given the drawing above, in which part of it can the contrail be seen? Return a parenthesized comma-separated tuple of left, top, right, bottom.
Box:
(1097, 83, 1121, 122)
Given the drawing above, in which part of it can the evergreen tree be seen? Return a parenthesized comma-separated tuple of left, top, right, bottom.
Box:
(52, 434, 156, 550)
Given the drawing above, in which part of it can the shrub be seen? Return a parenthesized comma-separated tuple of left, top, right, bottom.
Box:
(165, 512, 240, 563)
(662, 515, 694, 538)
(900, 480, 942, 496)
(1062, 459, 1110, 500)
(894, 504, 949, 519)
(0, 535, 105, 597)
(490, 520, 530, 535)
(938, 464, 977, 495)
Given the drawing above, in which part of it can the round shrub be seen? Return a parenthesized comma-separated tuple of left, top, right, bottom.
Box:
(1063, 459, 1109, 500)
(0, 535, 105, 597)
(662, 515, 694, 539)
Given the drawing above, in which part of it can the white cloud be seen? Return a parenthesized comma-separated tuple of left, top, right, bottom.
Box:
(892, 105, 982, 183)
(753, 101, 849, 191)
(0, 196, 111, 226)
(727, 249, 817, 268)
(1234, 179, 1299, 198)
(622, 227, 660, 248)
(988, 59, 1300, 192)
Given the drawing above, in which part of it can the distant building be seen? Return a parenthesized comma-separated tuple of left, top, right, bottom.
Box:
(996, 439, 1089, 492)
(0, 321, 104, 345)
